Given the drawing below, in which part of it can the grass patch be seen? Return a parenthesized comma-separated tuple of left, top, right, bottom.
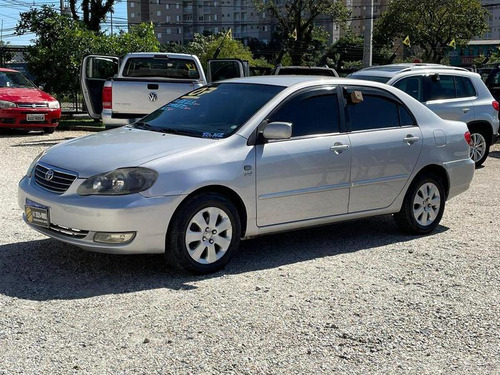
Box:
(58, 117, 105, 131)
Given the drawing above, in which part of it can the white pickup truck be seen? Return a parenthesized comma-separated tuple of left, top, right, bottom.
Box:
(81, 53, 251, 128)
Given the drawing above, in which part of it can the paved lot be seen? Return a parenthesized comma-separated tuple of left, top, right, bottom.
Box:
(1, 130, 499, 374)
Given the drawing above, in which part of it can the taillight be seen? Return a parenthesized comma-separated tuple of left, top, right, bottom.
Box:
(492, 100, 499, 111)
(464, 131, 472, 146)
(102, 86, 112, 109)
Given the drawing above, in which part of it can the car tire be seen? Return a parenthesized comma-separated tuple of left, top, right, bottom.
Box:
(165, 193, 241, 274)
(44, 127, 55, 134)
(394, 174, 445, 235)
(469, 129, 490, 167)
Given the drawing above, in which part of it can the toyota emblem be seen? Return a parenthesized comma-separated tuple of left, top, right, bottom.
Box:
(149, 92, 158, 102)
(45, 169, 54, 181)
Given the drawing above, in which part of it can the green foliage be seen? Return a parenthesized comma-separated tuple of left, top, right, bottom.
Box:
(375, 0, 489, 63)
(16, 6, 159, 97)
(164, 33, 272, 70)
(253, 0, 350, 65)
(321, 31, 392, 72)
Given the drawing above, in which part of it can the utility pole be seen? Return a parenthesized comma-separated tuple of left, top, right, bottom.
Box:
(363, 0, 374, 68)
(60, 0, 64, 14)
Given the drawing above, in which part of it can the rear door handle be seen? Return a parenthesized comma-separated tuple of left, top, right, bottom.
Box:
(330, 143, 350, 154)
(403, 135, 419, 145)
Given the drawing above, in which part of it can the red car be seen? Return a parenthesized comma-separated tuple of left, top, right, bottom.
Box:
(0, 68, 61, 133)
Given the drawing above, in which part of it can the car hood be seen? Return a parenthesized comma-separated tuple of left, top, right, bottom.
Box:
(0, 87, 56, 103)
(40, 127, 217, 177)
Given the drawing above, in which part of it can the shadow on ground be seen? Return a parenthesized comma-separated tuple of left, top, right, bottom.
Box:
(489, 150, 500, 159)
(0, 216, 448, 301)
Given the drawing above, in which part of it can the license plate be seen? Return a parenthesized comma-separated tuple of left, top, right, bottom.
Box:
(25, 201, 50, 228)
(26, 114, 45, 122)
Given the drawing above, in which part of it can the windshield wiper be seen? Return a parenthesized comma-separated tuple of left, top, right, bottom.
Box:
(157, 128, 200, 137)
(133, 121, 155, 131)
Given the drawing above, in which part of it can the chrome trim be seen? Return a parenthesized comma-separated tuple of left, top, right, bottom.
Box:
(351, 174, 408, 188)
(259, 182, 351, 200)
(34, 163, 78, 194)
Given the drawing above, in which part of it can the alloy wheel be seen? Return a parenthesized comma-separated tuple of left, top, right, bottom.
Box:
(413, 182, 441, 227)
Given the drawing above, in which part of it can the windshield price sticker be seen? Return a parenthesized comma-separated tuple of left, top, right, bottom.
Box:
(202, 132, 225, 138)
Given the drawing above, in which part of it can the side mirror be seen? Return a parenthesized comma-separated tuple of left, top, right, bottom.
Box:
(262, 122, 292, 140)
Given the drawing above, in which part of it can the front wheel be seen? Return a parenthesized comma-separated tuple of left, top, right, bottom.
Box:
(394, 175, 445, 234)
(165, 193, 241, 274)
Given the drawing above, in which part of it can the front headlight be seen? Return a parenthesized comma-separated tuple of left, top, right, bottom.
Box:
(26, 152, 44, 177)
(48, 101, 60, 109)
(0, 100, 16, 109)
(77, 167, 158, 196)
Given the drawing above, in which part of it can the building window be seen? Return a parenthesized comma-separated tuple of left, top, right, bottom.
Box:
(176, 15, 181, 21)
(166, 15, 171, 21)
(157, 32, 162, 38)
(177, 27, 182, 34)
(130, 2, 134, 8)
(176, 3, 180, 8)
(214, 14, 218, 20)
(131, 12, 135, 18)
(167, 28, 172, 34)
(157, 10, 161, 16)
(166, 4, 170, 9)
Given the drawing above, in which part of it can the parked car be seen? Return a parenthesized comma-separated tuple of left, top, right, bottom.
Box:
(81, 53, 207, 128)
(19, 76, 474, 274)
(350, 63, 499, 167)
(0, 68, 61, 133)
(273, 65, 339, 77)
(477, 64, 500, 102)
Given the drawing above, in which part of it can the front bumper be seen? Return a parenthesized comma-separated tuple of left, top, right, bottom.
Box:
(0, 108, 61, 129)
(18, 175, 185, 254)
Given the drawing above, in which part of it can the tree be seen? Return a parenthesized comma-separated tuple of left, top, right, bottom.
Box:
(68, 0, 115, 32)
(375, 0, 489, 63)
(254, 0, 349, 66)
(16, 6, 159, 97)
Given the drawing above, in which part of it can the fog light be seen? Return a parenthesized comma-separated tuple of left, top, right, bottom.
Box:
(93, 232, 136, 244)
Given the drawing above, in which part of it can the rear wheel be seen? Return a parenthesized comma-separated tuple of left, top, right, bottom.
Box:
(43, 127, 55, 134)
(394, 174, 445, 234)
(469, 129, 490, 167)
(165, 193, 241, 274)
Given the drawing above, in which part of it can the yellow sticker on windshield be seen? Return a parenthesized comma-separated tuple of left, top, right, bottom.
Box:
(186, 63, 195, 70)
(182, 86, 218, 99)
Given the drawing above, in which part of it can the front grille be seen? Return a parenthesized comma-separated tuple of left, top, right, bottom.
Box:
(48, 223, 89, 239)
(34, 163, 78, 194)
(18, 103, 49, 108)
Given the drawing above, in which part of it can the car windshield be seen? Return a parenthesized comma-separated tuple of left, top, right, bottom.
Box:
(136, 83, 285, 138)
(0, 71, 36, 88)
(350, 75, 391, 83)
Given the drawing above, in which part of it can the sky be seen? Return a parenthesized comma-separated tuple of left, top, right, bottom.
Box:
(0, 0, 128, 46)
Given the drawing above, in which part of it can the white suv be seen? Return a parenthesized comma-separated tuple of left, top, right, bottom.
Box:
(350, 64, 500, 167)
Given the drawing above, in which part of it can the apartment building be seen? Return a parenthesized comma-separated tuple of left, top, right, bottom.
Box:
(126, 0, 357, 45)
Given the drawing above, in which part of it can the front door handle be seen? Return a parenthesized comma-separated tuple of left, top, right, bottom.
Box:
(404, 134, 420, 145)
(330, 143, 350, 154)
(462, 107, 470, 113)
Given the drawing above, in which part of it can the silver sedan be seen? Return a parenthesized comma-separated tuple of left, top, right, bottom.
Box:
(18, 76, 475, 274)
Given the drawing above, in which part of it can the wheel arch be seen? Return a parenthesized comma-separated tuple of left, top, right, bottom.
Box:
(467, 120, 493, 143)
(167, 185, 248, 239)
(411, 164, 450, 200)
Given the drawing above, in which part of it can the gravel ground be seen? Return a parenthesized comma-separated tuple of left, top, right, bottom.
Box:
(0, 130, 499, 375)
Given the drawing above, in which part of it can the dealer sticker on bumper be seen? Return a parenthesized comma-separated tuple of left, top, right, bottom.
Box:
(25, 200, 50, 227)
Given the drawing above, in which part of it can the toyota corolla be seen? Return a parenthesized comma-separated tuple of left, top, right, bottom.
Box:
(18, 76, 474, 274)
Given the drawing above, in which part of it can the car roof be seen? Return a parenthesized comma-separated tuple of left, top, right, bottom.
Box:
(352, 63, 470, 78)
(217, 75, 404, 89)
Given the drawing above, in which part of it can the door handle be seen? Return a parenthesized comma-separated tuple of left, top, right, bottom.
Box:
(403, 135, 419, 145)
(462, 107, 470, 113)
(330, 143, 350, 154)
